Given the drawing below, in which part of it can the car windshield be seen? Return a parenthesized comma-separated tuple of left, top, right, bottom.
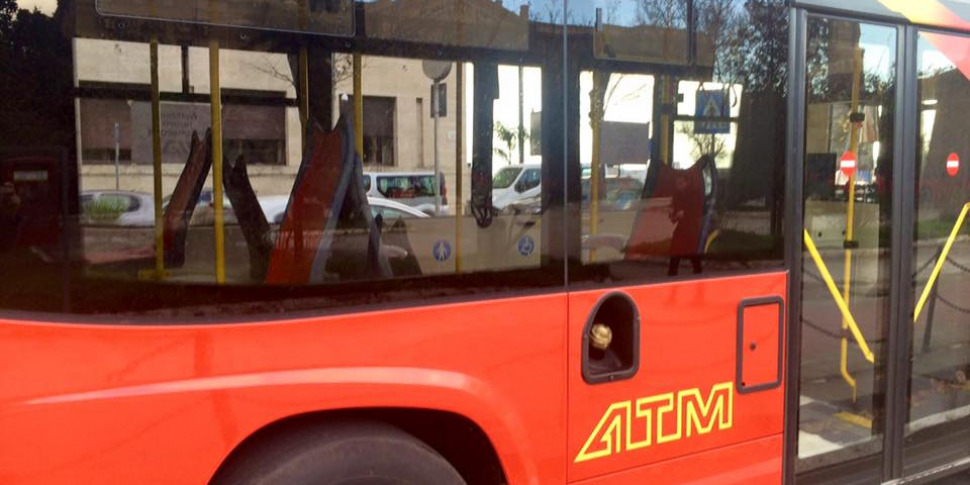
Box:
(493, 167, 522, 189)
(376, 175, 435, 199)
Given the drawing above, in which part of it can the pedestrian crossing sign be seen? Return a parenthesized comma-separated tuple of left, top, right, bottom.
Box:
(695, 90, 730, 135)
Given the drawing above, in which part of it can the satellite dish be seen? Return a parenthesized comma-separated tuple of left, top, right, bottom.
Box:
(422, 60, 452, 82)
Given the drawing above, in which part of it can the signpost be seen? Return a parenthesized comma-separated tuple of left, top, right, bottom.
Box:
(113, 122, 121, 190)
(422, 60, 452, 216)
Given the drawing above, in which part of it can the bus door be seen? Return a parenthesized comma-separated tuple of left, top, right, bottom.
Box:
(564, 1, 790, 482)
(794, 8, 970, 483)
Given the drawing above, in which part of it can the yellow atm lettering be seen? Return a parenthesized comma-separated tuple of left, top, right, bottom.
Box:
(575, 382, 734, 463)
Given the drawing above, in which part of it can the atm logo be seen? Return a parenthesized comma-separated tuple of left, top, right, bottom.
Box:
(575, 382, 734, 463)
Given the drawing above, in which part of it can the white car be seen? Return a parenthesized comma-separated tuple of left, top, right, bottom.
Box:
(363, 172, 449, 215)
(492, 164, 541, 211)
(80, 191, 156, 226)
(259, 196, 428, 224)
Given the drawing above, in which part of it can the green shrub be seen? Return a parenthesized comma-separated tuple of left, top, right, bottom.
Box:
(83, 197, 126, 222)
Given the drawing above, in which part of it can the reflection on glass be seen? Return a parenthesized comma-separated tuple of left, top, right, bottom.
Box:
(363, 0, 530, 50)
(97, 0, 355, 36)
(576, 0, 787, 282)
(579, 71, 654, 265)
(591, 0, 689, 64)
(0, 0, 557, 316)
(798, 18, 896, 474)
(906, 31, 970, 470)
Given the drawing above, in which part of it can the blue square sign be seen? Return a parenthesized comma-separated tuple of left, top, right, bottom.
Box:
(695, 90, 730, 135)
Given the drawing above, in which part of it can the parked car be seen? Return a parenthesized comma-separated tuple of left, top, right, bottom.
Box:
(80, 191, 156, 226)
(164, 188, 237, 226)
(363, 172, 448, 216)
(492, 164, 542, 211)
(259, 195, 427, 225)
(582, 176, 644, 211)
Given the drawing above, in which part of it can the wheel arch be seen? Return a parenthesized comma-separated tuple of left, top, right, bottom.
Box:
(207, 407, 508, 485)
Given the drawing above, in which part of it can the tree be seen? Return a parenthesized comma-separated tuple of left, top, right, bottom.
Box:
(493, 121, 529, 164)
(0, 0, 16, 35)
(638, 0, 686, 28)
(0, 0, 75, 149)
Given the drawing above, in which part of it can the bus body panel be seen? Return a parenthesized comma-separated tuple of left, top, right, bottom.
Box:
(571, 434, 783, 485)
(0, 294, 568, 484)
(567, 272, 787, 482)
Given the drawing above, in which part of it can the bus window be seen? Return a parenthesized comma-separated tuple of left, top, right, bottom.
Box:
(573, 0, 788, 284)
(798, 17, 897, 477)
(908, 29, 970, 469)
(0, 0, 564, 317)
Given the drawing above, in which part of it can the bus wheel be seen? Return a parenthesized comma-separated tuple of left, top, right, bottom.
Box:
(212, 420, 467, 485)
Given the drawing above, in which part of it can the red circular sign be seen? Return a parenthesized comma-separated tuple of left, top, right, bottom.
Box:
(840, 151, 857, 178)
(947, 152, 960, 177)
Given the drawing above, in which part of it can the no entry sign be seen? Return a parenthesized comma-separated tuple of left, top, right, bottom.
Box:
(840, 151, 857, 178)
(947, 152, 960, 177)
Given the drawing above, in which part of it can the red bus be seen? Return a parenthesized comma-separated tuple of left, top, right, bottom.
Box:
(0, 0, 968, 483)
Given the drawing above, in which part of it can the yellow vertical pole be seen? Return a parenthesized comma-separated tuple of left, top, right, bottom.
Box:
(660, 75, 672, 164)
(210, 37, 226, 284)
(590, 72, 604, 263)
(455, 63, 464, 273)
(298, 0, 309, 148)
(299, 47, 309, 148)
(840, 47, 864, 402)
(353, 54, 363, 155)
(150, 37, 165, 278)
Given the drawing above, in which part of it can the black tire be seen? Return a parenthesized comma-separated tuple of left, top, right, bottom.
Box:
(211, 420, 467, 485)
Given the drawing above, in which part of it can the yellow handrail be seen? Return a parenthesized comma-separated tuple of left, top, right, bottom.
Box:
(914, 202, 970, 322)
(803, 229, 876, 364)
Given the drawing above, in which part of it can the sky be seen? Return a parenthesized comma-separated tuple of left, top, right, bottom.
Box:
(18, 0, 56, 15)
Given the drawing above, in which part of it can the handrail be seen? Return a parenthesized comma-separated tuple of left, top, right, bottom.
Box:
(914, 202, 970, 322)
(803, 229, 876, 365)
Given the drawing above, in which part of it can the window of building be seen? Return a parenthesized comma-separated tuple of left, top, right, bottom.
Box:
(342, 95, 396, 166)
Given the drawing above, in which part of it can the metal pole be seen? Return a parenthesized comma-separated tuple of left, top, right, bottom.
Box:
(298, 0, 309, 147)
(353, 54, 363, 154)
(455, 64, 463, 272)
(590, 71, 604, 263)
(150, 37, 165, 278)
(840, 47, 864, 402)
(433, 80, 441, 216)
(518, 65, 525, 165)
(114, 122, 120, 190)
(210, 38, 226, 284)
(922, 247, 943, 354)
(299, 46, 309, 148)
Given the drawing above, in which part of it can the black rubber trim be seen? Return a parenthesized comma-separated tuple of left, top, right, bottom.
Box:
(736, 296, 785, 394)
(581, 291, 640, 385)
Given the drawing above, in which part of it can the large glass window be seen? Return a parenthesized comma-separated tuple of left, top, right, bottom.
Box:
(797, 17, 896, 477)
(0, 0, 565, 317)
(905, 29, 970, 472)
(571, 0, 788, 284)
